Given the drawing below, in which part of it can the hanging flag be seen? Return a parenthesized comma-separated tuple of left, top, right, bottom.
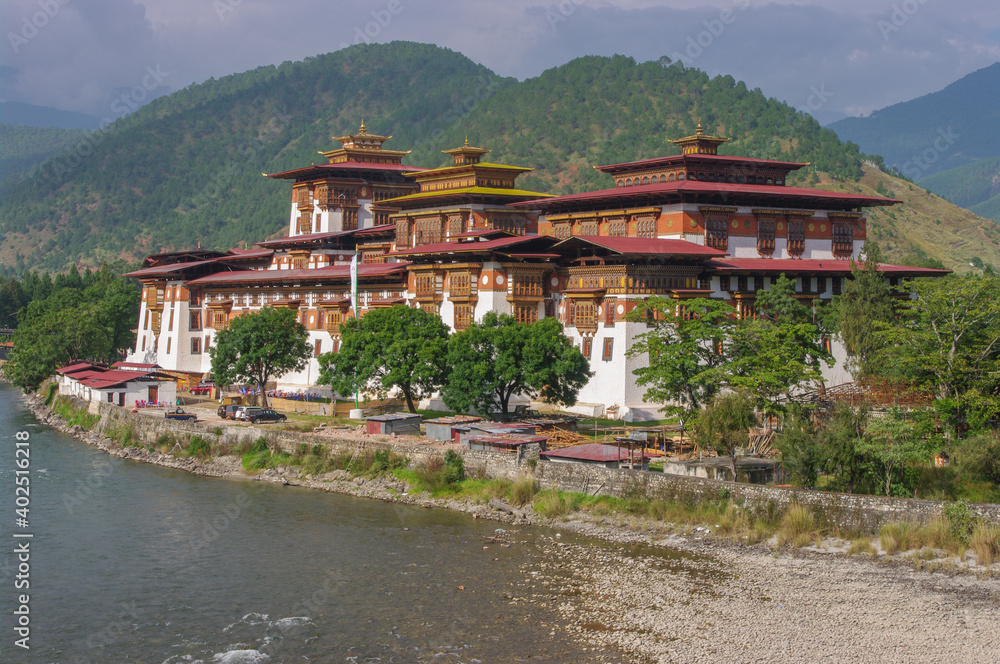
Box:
(350, 252, 359, 315)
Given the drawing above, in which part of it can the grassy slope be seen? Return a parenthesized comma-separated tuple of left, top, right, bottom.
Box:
(817, 164, 1000, 272)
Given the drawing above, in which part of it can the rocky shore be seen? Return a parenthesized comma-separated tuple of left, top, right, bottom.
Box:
(26, 393, 1000, 664)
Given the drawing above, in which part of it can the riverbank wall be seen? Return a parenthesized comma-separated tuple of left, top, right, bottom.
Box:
(34, 396, 1000, 532)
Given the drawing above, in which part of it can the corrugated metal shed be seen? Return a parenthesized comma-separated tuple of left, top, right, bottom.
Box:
(424, 415, 483, 441)
(365, 413, 422, 436)
(541, 443, 652, 468)
(467, 435, 549, 452)
(456, 422, 538, 447)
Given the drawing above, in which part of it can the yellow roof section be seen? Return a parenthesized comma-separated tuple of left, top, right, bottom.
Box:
(382, 186, 551, 204)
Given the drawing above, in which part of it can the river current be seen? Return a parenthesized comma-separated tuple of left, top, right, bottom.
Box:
(0, 382, 623, 663)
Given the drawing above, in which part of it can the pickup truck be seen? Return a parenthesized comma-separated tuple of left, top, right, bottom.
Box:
(165, 408, 198, 421)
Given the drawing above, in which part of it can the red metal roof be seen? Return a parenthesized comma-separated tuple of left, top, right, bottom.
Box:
(510, 180, 898, 209)
(556, 235, 728, 257)
(706, 258, 951, 276)
(124, 259, 221, 278)
(391, 235, 554, 257)
(112, 361, 161, 369)
(186, 263, 407, 285)
(541, 443, 653, 462)
(56, 362, 100, 374)
(266, 161, 423, 179)
(596, 153, 809, 173)
(255, 230, 354, 247)
(468, 435, 549, 446)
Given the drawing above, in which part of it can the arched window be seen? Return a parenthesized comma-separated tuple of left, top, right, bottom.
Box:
(642, 176, 649, 185)
(669, 173, 676, 181)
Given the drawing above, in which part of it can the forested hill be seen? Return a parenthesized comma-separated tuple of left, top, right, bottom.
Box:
(1, 41, 865, 273)
(829, 62, 1000, 178)
(0, 124, 87, 189)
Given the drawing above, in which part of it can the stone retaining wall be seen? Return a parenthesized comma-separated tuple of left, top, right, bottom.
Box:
(97, 402, 1000, 532)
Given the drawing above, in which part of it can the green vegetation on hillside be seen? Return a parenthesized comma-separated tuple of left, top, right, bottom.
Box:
(829, 62, 1000, 177)
(0, 43, 865, 274)
(919, 155, 1000, 211)
(0, 123, 87, 188)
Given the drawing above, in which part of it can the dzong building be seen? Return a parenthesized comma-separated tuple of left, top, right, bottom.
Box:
(125, 122, 944, 419)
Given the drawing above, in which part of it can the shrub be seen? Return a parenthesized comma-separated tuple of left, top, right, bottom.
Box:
(778, 504, 816, 548)
(44, 383, 58, 406)
(533, 489, 578, 517)
(296, 443, 310, 457)
(880, 521, 918, 555)
(956, 433, 1000, 485)
(249, 437, 269, 454)
(311, 444, 326, 458)
(443, 450, 465, 484)
(187, 435, 211, 457)
(943, 501, 976, 545)
(848, 538, 876, 557)
(508, 474, 538, 506)
(970, 522, 1000, 567)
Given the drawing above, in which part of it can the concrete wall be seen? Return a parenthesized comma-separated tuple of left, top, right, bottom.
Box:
(95, 402, 1000, 533)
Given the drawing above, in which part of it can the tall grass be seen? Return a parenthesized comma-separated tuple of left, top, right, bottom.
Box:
(970, 523, 1000, 567)
(880, 521, 918, 555)
(777, 504, 817, 548)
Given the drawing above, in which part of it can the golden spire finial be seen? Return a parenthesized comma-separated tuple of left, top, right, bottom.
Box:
(359, 119, 366, 133)
(464, 135, 469, 146)
(696, 120, 703, 135)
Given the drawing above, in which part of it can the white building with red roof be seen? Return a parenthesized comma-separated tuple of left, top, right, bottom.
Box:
(124, 122, 947, 418)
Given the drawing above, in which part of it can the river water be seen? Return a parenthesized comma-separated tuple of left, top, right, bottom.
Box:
(0, 383, 624, 663)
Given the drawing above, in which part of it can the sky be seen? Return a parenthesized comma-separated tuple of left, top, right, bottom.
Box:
(1, 0, 999, 125)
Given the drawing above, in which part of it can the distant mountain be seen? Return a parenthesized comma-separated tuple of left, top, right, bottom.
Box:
(918, 156, 1000, 223)
(0, 123, 87, 188)
(0, 41, 982, 274)
(829, 63, 1000, 178)
(0, 102, 100, 130)
(0, 43, 868, 273)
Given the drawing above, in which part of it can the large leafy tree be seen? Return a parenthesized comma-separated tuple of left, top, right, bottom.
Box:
(209, 306, 311, 407)
(836, 242, 896, 379)
(3, 304, 113, 391)
(626, 296, 737, 416)
(724, 274, 832, 413)
(695, 391, 758, 482)
(441, 313, 591, 415)
(877, 274, 1000, 430)
(318, 305, 450, 413)
(1, 261, 140, 392)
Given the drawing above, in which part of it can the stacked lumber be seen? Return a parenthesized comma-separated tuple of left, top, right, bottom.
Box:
(544, 428, 591, 449)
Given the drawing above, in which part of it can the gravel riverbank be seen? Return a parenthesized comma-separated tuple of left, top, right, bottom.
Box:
(26, 393, 1000, 663)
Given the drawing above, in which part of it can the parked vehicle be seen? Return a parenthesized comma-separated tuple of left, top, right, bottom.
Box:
(245, 407, 287, 424)
(234, 406, 252, 421)
(165, 408, 197, 421)
(217, 404, 240, 420)
(190, 382, 213, 395)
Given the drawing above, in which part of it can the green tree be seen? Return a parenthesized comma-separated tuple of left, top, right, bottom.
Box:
(836, 242, 895, 379)
(2, 304, 112, 391)
(776, 407, 823, 488)
(818, 404, 874, 495)
(441, 313, 590, 415)
(877, 274, 1000, 431)
(955, 432, 1000, 485)
(694, 391, 757, 482)
(209, 306, 311, 407)
(855, 410, 934, 497)
(626, 296, 737, 416)
(318, 305, 450, 413)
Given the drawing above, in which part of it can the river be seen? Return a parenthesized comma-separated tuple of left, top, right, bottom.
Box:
(0, 382, 624, 663)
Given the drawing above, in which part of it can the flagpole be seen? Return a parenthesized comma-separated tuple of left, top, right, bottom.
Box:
(350, 251, 359, 409)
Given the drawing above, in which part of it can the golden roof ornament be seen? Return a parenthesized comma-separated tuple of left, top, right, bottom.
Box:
(359, 119, 367, 134)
